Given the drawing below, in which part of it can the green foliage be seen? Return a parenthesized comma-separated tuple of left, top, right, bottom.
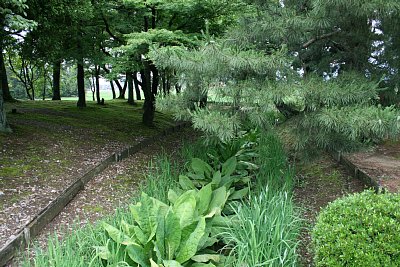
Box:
(312, 190, 400, 267)
(221, 187, 301, 267)
(99, 189, 224, 267)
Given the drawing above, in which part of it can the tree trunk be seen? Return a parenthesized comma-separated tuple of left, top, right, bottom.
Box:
(114, 79, 123, 98)
(133, 72, 141, 100)
(52, 61, 61, 100)
(110, 80, 116, 99)
(127, 72, 135, 105)
(118, 78, 127, 99)
(95, 65, 101, 104)
(0, 49, 13, 102)
(142, 61, 155, 126)
(42, 69, 46, 100)
(0, 57, 11, 132)
(77, 62, 86, 107)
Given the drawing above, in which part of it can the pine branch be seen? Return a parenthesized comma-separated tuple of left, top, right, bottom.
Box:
(302, 28, 341, 49)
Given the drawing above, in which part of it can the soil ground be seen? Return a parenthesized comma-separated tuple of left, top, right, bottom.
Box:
(294, 153, 367, 267)
(346, 140, 400, 192)
(0, 100, 174, 249)
(8, 127, 195, 267)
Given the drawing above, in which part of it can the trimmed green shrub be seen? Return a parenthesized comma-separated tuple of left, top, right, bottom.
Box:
(312, 190, 400, 267)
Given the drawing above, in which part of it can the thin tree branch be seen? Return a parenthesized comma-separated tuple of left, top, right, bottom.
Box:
(302, 29, 341, 49)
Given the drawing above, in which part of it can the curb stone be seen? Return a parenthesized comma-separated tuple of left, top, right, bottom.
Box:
(0, 121, 190, 267)
(330, 149, 381, 191)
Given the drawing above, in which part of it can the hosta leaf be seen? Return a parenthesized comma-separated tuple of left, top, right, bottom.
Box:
(165, 209, 182, 259)
(176, 217, 206, 263)
(191, 158, 213, 178)
(238, 160, 259, 170)
(227, 187, 249, 201)
(103, 223, 130, 244)
(155, 212, 166, 260)
(191, 254, 221, 263)
(163, 260, 183, 267)
(179, 175, 196, 190)
(93, 246, 111, 260)
(150, 258, 161, 267)
(196, 183, 212, 216)
(126, 244, 148, 267)
(134, 225, 148, 245)
(208, 186, 227, 213)
(173, 190, 197, 228)
(211, 171, 221, 187)
(221, 156, 237, 176)
(188, 172, 205, 180)
(220, 175, 233, 189)
(168, 189, 179, 204)
(191, 263, 216, 267)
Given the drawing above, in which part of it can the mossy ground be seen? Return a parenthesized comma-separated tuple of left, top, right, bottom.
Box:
(293, 154, 366, 266)
(0, 99, 175, 247)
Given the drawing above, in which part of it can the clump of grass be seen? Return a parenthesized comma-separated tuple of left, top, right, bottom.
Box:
(138, 153, 180, 203)
(221, 187, 302, 267)
(256, 131, 294, 192)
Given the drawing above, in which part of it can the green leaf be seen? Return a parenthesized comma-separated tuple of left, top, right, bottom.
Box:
(176, 217, 206, 263)
(221, 156, 237, 176)
(126, 244, 149, 267)
(168, 189, 179, 204)
(103, 223, 130, 244)
(173, 190, 197, 228)
(163, 260, 183, 267)
(191, 158, 213, 178)
(179, 175, 196, 190)
(191, 263, 216, 267)
(208, 186, 227, 213)
(196, 183, 212, 216)
(227, 187, 249, 201)
(211, 171, 221, 187)
(165, 209, 182, 259)
(93, 246, 111, 260)
(150, 258, 161, 267)
(191, 254, 221, 263)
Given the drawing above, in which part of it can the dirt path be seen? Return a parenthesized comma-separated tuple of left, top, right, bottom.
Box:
(7, 128, 195, 266)
(294, 153, 366, 267)
(347, 141, 400, 192)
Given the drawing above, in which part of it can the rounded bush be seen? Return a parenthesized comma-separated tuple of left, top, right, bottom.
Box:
(312, 190, 400, 267)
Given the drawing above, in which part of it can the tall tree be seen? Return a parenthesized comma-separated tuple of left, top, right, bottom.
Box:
(153, 0, 400, 150)
(119, 0, 243, 125)
(0, 0, 35, 132)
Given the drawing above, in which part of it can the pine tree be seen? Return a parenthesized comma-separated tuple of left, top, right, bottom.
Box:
(152, 0, 400, 150)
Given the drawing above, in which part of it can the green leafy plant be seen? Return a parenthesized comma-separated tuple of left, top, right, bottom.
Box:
(98, 187, 229, 267)
(312, 190, 400, 267)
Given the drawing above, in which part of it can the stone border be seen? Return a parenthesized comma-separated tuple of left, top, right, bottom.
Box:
(330, 150, 381, 191)
(0, 122, 190, 267)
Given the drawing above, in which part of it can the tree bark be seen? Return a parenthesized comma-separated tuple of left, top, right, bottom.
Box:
(118, 78, 127, 99)
(142, 61, 155, 126)
(95, 65, 101, 104)
(133, 72, 142, 100)
(77, 62, 86, 107)
(52, 61, 61, 100)
(0, 86, 11, 132)
(127, 72, 135, 105)
(110, 80, 116, 99)
(0, 48, 13, 102)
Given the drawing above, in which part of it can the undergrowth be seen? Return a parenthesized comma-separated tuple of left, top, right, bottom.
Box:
(20, 129, 301, 267)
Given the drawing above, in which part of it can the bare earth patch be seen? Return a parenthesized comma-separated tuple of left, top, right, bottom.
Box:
(294, 153, 366, 267)
(346, 141, 400, 192)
